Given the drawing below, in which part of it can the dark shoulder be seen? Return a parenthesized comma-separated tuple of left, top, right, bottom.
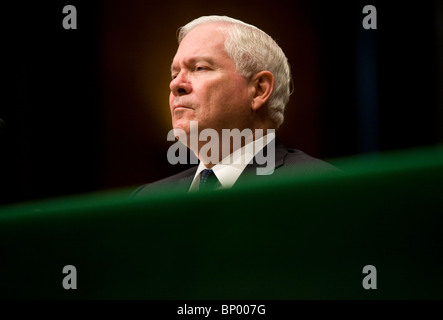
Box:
(283, 148, 332, 166)
(279, 148, 339, 173)
(241, 141, 340, 181)
(130, 166, 197, 198)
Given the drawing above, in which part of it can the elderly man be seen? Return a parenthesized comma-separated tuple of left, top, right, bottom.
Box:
(133, 15, 335, 195)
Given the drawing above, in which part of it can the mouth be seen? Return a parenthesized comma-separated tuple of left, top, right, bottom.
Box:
(173, 105, 192, 111)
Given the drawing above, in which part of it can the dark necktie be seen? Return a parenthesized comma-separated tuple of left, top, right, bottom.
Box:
(199, 169, 219, 191)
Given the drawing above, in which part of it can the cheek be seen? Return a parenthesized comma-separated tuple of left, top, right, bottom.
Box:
(196, 76, 249, 117)
(222, 81, 250, 110)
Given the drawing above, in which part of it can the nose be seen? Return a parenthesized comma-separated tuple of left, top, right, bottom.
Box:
(170, 71, 192, 96)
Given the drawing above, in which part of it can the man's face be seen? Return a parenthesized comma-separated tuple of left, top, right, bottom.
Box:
(169, 23, 253, 138)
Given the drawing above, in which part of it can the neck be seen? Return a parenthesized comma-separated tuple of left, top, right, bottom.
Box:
(196, 127, 275, 168)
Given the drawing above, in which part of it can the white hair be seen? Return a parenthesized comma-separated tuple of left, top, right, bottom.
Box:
(178, 15, 292, 128)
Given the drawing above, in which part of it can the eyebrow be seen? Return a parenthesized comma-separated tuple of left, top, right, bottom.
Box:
(170, 56, 216, 73)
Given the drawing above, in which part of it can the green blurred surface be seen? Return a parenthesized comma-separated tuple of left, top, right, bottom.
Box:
(1, 146, 442, 299)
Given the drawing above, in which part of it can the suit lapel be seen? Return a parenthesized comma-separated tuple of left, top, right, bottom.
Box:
(235, 137, 287, 184)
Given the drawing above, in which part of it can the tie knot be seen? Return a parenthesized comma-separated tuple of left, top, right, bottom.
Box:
(199, 169, 219, 190)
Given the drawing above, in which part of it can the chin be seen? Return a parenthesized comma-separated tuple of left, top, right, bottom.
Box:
(172, 120, 190, 138)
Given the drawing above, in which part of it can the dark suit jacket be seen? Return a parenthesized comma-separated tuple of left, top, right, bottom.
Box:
(131, 138, 338, 198)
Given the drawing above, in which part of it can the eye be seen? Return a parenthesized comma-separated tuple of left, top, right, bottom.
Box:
(171, 73, 178, 80)
(195, 66, 207, 71)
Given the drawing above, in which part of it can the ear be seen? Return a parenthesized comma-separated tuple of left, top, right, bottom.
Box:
(250, 71, 275, 112)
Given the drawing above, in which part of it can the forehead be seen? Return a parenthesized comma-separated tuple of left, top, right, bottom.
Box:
(172, 23, 231, 65)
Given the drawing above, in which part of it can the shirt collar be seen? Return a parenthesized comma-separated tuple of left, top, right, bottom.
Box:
(189, 132, 276, 192)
